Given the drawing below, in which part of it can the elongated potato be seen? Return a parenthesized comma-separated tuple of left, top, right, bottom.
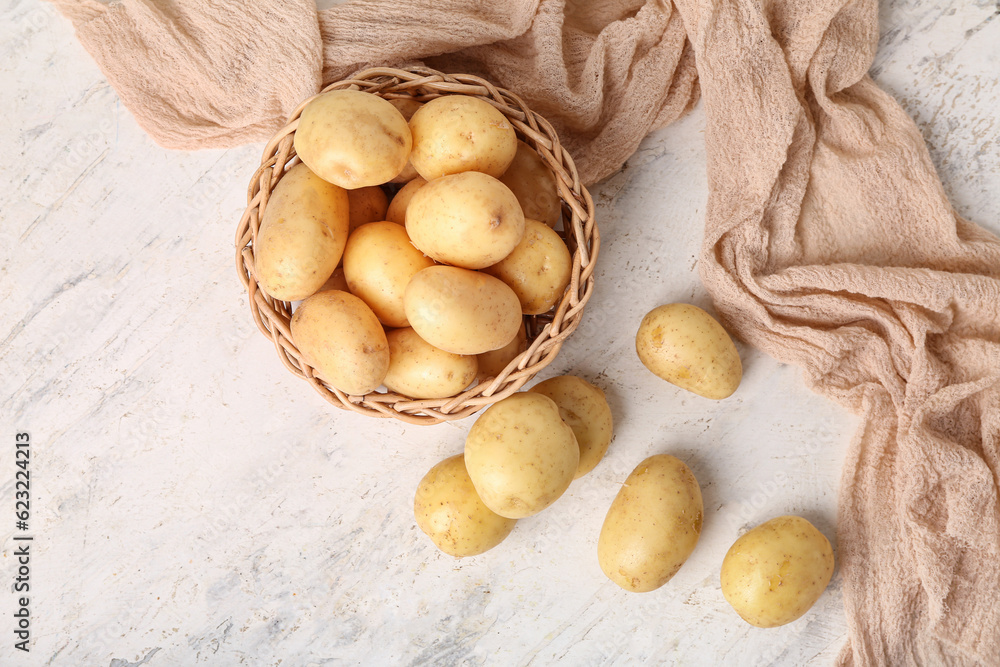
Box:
(598, 455, 703, 592)
(414, 454, 517, 557)
(408, 95, 517, 180)
(465, 393, 579, 519)
(484, 218, 572, 315)
(477, 321, 527, 382)
(404, 266, 522, 355)
(499, 140, 562, 228)
(294, 89, 411, 189)
(342, 222, 435, 328)
(290, 290, 389, 395)
(406, 172, 525, 269)
(254, 163, 349, 302)
(529, 375, 613, 478)
(385, 176, 427, 224)
(388, 98, 423, 184)
(384, 328, 478, 399)
(347, 186, 389, 233)
(635, 303, 742, 399)
(721, 516, 835, 628)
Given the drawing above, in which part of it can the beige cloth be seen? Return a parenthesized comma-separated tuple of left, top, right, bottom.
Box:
(51, 0, 1000, 664)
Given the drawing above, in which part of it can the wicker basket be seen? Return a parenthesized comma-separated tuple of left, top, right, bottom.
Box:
(235, 66, 599, 424)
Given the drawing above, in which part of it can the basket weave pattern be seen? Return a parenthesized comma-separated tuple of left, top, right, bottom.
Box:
(235, 66, 600, 424)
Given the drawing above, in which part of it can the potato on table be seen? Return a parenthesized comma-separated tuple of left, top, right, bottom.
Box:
(383, 327, 478, 400)
(464, 393, 579, 519)
(635, 303, 742, 399)
(294, 89, 412, 189)
(408, 95, 517, 180)
(414, 454, 517, 557)
(720, 515, 835, 628)
(598, 455, 703, 592)
(528, 375, 613, 478)
(254, 162, 349, 302)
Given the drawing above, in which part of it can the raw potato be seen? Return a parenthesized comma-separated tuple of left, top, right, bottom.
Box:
(347, 186, 389, 233)
(408, 95, 517, 180)
(414, 454, 517, 557)
(385, 176, 427, 224)
(499, 140, 562, 228)
(635, 303, 742, 399)
(484, 218, 572, 315)
(720, 516, 835, 628)
(388, 98, 423, 184)
(465, 393, 579, 519)
(254, 162, 349, 302)
(342, 221, 435, 328)
(294, 89, 411, 189)
(598, 455, 703, 592)
(404, 266, 522, 355)
(317, 266, 349, 294)
(477, 321, 527, 381)
(406, 172, 525, 269)
(529, 375, 613, 478)
(290, 290, 389, 395)
(383, 327, 478, 399)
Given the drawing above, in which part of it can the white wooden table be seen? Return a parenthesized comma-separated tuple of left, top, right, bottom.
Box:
(2, 1, 998, 664)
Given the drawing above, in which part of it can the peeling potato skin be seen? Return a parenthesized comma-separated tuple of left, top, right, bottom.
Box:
(720, 515, 835, 628)
(414, 454, 517, 558)
(598, 454, 704, 593)
(635, 303, 742, 400)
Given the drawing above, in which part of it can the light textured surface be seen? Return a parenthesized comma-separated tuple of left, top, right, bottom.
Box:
(1, 1, 997, 665)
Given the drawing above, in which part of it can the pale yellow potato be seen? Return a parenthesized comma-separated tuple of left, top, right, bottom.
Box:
(290, 290, 389, 395)
(406, 172, 525, 269)
(383, 327, 478, 399)
(598, 455, 703, 593)
(414, 454, 517, 557)
(499, 140, 562, 228)
(483, 218, 572, 315)
(385, 176, 427, 224)
(316, 266, 349, 294)
(347, 186, 389, 234)
(342, 221, 435, 328)
(720, 516, 835, 628)
(388, 98, 423, 183)
(464, 393, 579, 519)
(635, 303, 742, 400)
(529, 375, 613, 479)
(408, 95, 517, 180)
(254, 162, 349, 302)
(294, 89, 411, 189)
(404, 266, 522, 355)
(477, 321, 527, 382)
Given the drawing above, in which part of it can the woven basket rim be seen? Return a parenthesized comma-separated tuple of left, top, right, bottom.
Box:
(235, 65, 600, 424)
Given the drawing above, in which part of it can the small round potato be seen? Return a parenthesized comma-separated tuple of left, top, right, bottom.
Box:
(635, 303, 742, 399)
(385, 176, 427, 225)
(465, 393, 579, 519)
(383, 327, 478, 399)
(347, 185, 389, 233)
(529, 375, 613, 478)
(254, 163, 350, 302)
(294, 89, 412, 189)
(406, 172, 525, 269)
(484, 218, 572, 315)
(721, 516, 835, 628)
(598, 455, 703, 593)
(388, 98, 423, 184)
(290, 290, 389, 395)
(477, 321, 527, 382)
(499, 140, 562, 228)
(408, 95, 517, 180)
(404, 266, 522, 355)
(342, 222, 435, 328)
(414, 454, 517, 557)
